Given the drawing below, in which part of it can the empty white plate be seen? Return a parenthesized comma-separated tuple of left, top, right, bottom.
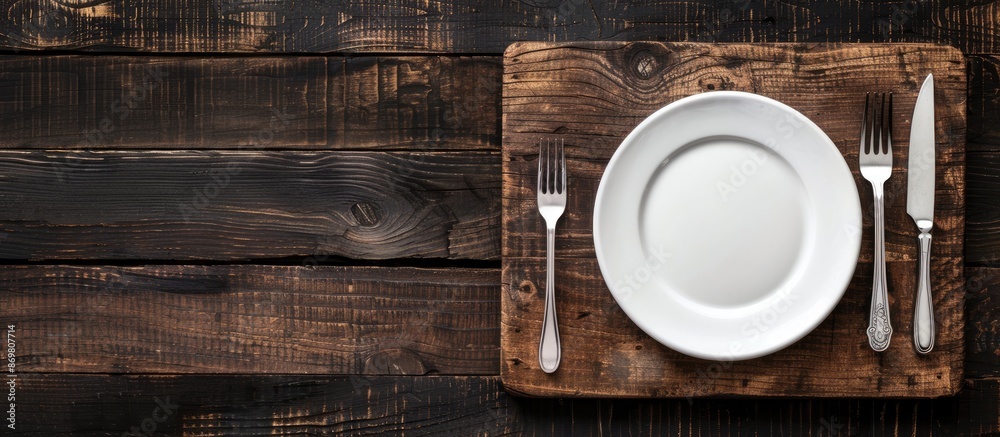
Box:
(593, 91, 861, 361)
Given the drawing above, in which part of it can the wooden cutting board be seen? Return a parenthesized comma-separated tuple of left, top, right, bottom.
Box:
(500, 42, 966, 398)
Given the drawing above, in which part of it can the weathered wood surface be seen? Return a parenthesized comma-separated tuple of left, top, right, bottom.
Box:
(0, 265, 498, 374)
(967, 55, 1000, 154)
(0, 150, 499, 260)
(2, 266, 999, 433)
(0, 2, 995, 429)
(967, 151, 1000, 269)
(4, 267, 998, 376)
(966, 55, 1000, 270)
(0, 55, 501, 150)
(962, 273, 1000, 434)
(1, 0, 999, 54)
(6, 374, 998, 436)
(502, 42, 966, 397)
(966, 54, 1000, 280)
(966, 267, 1000, 380)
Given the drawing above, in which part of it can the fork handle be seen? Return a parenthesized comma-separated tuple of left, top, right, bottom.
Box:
(539, 226, 561, 373)
(913, 231, 934, 354)
(867, 183, 892, 351)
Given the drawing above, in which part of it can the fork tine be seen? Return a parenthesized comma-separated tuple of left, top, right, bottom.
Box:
(547, 139, 555, 194)
(871, 93, 881, 155)
(875, 93, 884, 154)
(547, 139, 554, 194)
(538, 138, 568, 195)
(885, 92, 893, 154)
(559, 139, 566, 194)
(538, 139, 544, 193)
(879, 93, 887, 154)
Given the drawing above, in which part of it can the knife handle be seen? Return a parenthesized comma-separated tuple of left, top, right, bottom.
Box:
(914, 231, 935, 354)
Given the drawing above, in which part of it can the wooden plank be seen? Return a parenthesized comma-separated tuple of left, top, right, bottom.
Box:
(968, 55, 1000, 153)
(3, 265, 992, 379)
(961, 379, 1000, 436)
(0, 265, 498, 374)
(7, 374, 996, 435)
(0, 56, 328, 148)
(966, 267, 1000, 379)
(920, 3, 1000, 56)
(966, 55, 1000, 266)
(9, 375, 512, 436)
(502, 42, 966, 397)
(968, 151, 1000, 268)
(0, 0, 996, 54)
(343, 56, 501, 150)
(0, 55, 500, 150)
(0, 150, 499, 260)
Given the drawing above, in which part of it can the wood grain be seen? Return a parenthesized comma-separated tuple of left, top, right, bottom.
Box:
(4, 267, 996, 379)
(501, 42, 966, 397)
(961, 379, 1000, 436)
(966, 55, 1000, 268)
(0, 265, 498, 374)
(0, 0, 997, 54)
(967, 151, 1000, 269)
(0, 0, 996, 432)
(7, 374, 998, 436)
(504, 257, 966, 398)
(0, 55, 500, 150)
(968, 55, 1000, 153)
(343, 56, 502, 150)
(0, 150, 499, 260)
(965, 267, 1000, 379)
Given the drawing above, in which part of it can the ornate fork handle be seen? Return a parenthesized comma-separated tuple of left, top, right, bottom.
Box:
(866, 181, 892, 351)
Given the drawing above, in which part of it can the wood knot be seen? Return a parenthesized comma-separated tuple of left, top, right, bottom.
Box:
(507, 280, 538, 311)
(699, 76, 737, 91)
(20, 7, 73, 40)
(631, 52, 658, 80)
(351, 202, 382, 227)
(364, 349, 428, 375)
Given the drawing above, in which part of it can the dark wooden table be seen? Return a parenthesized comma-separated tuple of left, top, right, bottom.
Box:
(0, 2, 998, 435)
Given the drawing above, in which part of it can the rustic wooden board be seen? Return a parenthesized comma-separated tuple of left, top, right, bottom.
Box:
(501, 42, 966, 397)
(0, 265, 498, 374)
(0, 55, 500, 150)
(0, 0, 998, 54)
(0, 150, 499, 260)
(7, 374, 997, 436)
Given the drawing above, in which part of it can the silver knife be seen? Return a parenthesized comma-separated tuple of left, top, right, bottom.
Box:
(907, 73, 935, 354)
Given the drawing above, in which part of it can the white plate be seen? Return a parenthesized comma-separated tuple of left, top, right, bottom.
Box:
(593, 91, 861, 361)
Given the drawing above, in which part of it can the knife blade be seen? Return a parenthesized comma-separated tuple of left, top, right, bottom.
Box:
(907, 73, 935, 354)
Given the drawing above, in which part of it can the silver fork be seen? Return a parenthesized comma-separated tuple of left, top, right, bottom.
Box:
(537, 138, 566, 373)
(860, 93, 893, 352)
